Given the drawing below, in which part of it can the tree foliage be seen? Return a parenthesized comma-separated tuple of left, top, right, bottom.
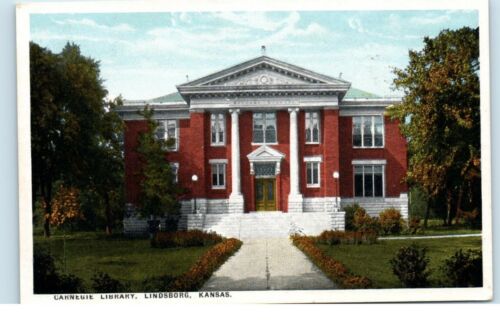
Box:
(136, 106, 182, 222)
(30, 42, 124, 236)
(387, 27, 480, 225)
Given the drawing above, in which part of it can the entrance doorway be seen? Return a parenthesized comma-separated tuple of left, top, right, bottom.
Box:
(255, 178, 276, 211)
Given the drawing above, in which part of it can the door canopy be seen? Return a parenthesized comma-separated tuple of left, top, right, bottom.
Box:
(247, 145, 285, 175)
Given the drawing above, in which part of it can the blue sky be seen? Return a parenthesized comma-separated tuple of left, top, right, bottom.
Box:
(30, 10, 478, 100)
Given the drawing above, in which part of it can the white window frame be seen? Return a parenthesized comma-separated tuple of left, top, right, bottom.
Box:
(352, 115, 384, 149)
(210, 159, 227, 189)
(252, 112, 278, 145)
(305, 111, 321, 144)
(352, 163, 385, 198)
(304, 156, 322, 188)
(210, 113, 226, 146)
(170, 162, 179, 183)
(156, 119, 179, 151)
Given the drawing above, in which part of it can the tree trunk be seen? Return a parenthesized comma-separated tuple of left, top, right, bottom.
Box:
(104, 192, 112, 235)
(41, 181, 52, 238)
(454, 186, 464, 225)
(445, 190, 452, 226)
(424, 196, 431, 228)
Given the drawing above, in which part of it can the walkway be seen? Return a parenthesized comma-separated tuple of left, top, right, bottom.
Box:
(379, 233, 482, 240)
(201, 238, 337, 291)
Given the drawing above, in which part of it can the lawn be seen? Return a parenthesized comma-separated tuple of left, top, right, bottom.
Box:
(34, 232, 213, 292)
(318, 236, 482, 288)
(408, 218, 482, 237)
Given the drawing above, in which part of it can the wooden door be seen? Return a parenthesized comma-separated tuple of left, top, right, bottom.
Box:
(255, 178, 276, 211)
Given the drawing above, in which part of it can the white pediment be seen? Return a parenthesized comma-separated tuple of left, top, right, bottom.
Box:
(211, 67, 315, 86)
(180, 56, 350, 88)
(247, 145, 285, 162)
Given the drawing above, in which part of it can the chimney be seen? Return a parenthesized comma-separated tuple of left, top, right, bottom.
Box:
(261, 45, 266, 56)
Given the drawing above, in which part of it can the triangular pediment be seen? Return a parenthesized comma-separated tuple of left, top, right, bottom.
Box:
(247, 145, 285, 162)
(180, 56, 350, 87)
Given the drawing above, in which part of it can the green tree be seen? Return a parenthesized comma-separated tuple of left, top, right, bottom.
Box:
(136, 106, 182, 227)
(30, 42, 123, 236)
(388, 27, 480, 226)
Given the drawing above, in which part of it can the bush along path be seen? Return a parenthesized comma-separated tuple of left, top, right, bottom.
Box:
(291, 234, 372, 289)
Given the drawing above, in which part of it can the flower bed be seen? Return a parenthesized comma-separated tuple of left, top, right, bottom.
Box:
(151, 230, 224, 248)
(169, 238, 242, 291)
(291, 235, 372, 289)
(316, 230, 378, 245)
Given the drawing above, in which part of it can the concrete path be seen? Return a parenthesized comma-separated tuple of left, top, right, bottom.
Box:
(379, 233, 482, 240)
(201, 238, 337, 291)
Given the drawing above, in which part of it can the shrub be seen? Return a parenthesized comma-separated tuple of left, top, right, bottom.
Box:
(343, 203, 362, 231)
(316, 230, 377, 245)
(408, 216, 421, 235)
(390, 243, 430, 288)
(142, 275, 177, 292)
(34, 246, 85, 294)
(91, 272, 130, 293)
(170, 238, 242, 291)
(353, 209, 380, 234)
(379, 208, 403, 235)
(151, 230, 224, 248)
(441, 249, 482, 287)
(291, 235, 372, 289)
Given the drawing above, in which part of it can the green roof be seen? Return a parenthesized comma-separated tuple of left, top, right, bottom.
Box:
(149, 87, 380, 103)
(149, 92, 185, 103)
(344, 88, 381, 99)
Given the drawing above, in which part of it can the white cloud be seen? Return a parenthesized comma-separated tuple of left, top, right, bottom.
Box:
(54, 18, 135, 32)
(212, 11, 293, 32)
(348, 18, 364, 33)
(409, 14, 451, 25)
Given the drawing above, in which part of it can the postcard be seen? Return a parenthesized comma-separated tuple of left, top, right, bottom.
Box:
(17, 0, 492, 303)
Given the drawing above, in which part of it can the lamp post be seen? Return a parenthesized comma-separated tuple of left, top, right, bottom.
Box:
(191, 174, 198, 214)
(333, 171, 340, 211)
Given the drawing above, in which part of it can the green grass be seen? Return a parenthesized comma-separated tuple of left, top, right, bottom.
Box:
(318, 236, 482, 288)
(414, 219, 482, 236)
(34, 232, 213, 292)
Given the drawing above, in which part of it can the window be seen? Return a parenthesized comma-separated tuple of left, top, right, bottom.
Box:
(156, 120, 179, 151)
(305, 111, 320, 143)
(211, 163, 226, 189)
(253, 112, 277, 143)
(170, 163, 179, 183)
(306, 162, 321, 187)
(352, 116, 384, 148)
(354, 165, 384, 197)
(211, 113, 225, 145)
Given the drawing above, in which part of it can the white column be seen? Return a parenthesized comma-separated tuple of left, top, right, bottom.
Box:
(228, 109, 244, 213)
(288, 108, 303, 212)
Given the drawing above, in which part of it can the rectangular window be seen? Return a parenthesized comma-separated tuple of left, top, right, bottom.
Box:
(305, 111, 320, 143)
(156, 120, 179, 151)
(253, 112, 277, 144)
(352, 116, 384, 148)
(170, 163, 179, 183)
(306, 162, 320, 187)
(353, 165, 384, 197)
(211, 113, 225, 145)
(211, 163, 226, 189)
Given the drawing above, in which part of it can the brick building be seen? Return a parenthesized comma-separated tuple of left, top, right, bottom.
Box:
(116, 56, 408, 237)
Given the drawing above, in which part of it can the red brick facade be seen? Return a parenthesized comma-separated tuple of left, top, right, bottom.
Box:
(124, 109, 408, 212)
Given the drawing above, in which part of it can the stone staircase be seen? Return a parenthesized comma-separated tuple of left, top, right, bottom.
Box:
(179, 211, 345, 239)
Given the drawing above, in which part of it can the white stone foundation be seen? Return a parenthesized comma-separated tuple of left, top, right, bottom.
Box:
(341, 193, 409, 219)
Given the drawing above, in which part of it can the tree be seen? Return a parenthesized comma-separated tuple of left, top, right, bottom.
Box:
(30, 42, 123, 236)
(136, 106, 182, 228)
(387, 27, 480, 226)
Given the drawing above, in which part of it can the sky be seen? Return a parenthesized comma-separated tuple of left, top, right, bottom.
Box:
(30, 10, 478, 100)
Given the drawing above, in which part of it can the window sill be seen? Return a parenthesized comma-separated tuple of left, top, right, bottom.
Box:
(306, 184, 321, 188)
(352, 146, 384, 149)
(305, 142, 321, 145)
(251, 142, 279, 146)
(211, 143, 226, 147)
(211, 186, 226, 190)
